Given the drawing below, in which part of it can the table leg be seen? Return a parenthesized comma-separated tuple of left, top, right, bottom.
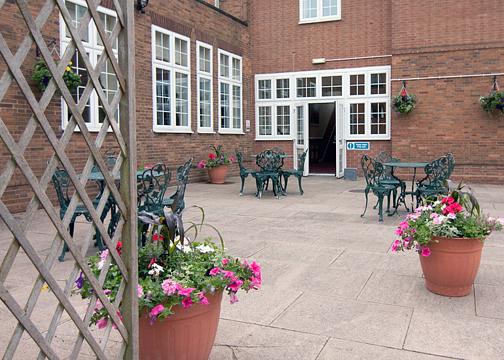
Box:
(388, 167, 407, 216)
(410, 168, 417, 210)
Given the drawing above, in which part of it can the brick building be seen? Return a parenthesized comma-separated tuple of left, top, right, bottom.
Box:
(0, 0, 503, 212)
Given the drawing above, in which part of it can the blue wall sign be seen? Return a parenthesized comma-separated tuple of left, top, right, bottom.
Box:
(346, 141, 370, 151)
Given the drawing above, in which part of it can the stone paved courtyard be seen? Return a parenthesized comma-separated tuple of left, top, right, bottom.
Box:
(1, 177, 504, 359)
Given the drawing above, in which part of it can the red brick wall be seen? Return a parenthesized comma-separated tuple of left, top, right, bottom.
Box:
(0, 0, 250, 213)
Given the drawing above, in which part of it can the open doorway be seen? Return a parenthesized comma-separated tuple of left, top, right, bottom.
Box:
(308, 103, 336, 174)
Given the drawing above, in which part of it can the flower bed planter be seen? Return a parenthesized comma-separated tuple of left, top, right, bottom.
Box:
(207, 165, 229, 184)
(139, 291, 223, 360)
(419, 236, 483, 297)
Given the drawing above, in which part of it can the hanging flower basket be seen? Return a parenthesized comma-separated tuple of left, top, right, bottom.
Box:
(392, 82, 417, 114)
(480, 77, 504, 114)
(32, 57, 81, 93)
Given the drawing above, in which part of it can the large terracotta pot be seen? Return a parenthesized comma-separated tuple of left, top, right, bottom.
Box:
(139, 291, 223, 360)
(419, 236, 484, 297)
(207, 165, 228, 184)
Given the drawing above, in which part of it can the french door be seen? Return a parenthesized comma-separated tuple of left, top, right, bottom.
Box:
(293, 103, 309, 175)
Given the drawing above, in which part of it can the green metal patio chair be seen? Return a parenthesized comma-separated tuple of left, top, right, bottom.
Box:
(416, 153, 455, 205)
(374, 151, 405, 212)
(252, 150, 283, 199)
(280, 149, 308, 195)
(162, 158, 193, 214)
(361, 155, 399, 222)
(138, 163, 172, 214)
(52, 168, 110, 261)
(235, 150, 251, 195)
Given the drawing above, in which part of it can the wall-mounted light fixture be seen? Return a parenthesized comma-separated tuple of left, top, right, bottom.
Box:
(137, 0, 149, 13)
(312, 58, 327, 65)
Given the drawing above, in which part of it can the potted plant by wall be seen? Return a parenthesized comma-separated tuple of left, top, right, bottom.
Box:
(480, 77, 504, 114)
(75, 207, 261, 360)
(392, 82, 417, 115)
(391, 185, 503, 297)
(197, 145, 234, 184)
(32, 57, 81, 93)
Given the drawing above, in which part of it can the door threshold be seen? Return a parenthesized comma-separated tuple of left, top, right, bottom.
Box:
(308, 173, 336, 176)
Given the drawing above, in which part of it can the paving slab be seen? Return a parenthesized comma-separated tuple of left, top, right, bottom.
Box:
(404, 310, 504, 359)
(358, 271, 476, 316)
(271, 293, 412, 349)
(475, 284, 504, 320)
(209, 319, 327, 360)
(317, 338, 449, 360)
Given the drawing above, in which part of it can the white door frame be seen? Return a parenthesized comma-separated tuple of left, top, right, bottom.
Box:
(294, 100, 344, 176)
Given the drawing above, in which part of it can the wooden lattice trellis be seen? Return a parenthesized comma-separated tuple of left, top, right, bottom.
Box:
(0, 0, 138, 358)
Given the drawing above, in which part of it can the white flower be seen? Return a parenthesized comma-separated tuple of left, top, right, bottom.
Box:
(447, 213, 457, 220)
(148, 263, 164, 277)
(497, 218, 504, 226)
(175, 236, 193, 253)
(433, 215, 447, 225)
(196, 244, 215, 254)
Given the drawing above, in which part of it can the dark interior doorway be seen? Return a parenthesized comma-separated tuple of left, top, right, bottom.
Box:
(308, 103, 336, 174)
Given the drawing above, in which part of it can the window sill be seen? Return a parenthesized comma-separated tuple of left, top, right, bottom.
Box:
(299, 16, 341, 25)
(255, 137, 293, 141)
(153, 128, 194, 134)
(197, 129, 216, 134)
(218, 130, 245, 135)
(346, 135, 391, 141)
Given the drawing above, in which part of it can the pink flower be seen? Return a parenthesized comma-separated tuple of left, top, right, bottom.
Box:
(137, 285, 144, 298)
(95, 299, 103, 311)
(229, 156, 235, 162)
(96, 318, 108, 329)
(222, 258, 229, 266)
(209, 267, 221, 276)
(421, 247, 431, 257)
(248, 261, 261, 277)
(198, 292, 209, 305)
(228, 279, 243, 292)
(182, 297, 193, 309)
(208, 153, 216, 160)
(222, 270, 235, 280)
(391, 239, 401, 252)
(177, 287, 195, 297)
(149, 304, 165, 324)
(150, 304, 165, 317)
(161, 279, 179, 296)
(250, 276, 262, 289)
(441, 196, 455, 205)
(229, 293, 238, 304)
(197, 160, 206, 169)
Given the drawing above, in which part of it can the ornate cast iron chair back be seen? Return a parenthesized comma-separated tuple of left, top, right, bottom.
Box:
(297, 149, 308, 171)
(170, 158, 193, 213)
(419, 153, 455, 189)
(139, 163, 171, 212)
(375, 151, 398, 181)
(361, 155, 385, 188)
(256, 149, 283, 172)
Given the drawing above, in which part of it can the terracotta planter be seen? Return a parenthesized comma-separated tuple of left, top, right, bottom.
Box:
(139, 291, 223, 360)
(419, 236, 484, 297)
(207, 165, 228, 184)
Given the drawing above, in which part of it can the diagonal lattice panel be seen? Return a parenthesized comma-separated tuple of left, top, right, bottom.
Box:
(0, 0, 138, 358)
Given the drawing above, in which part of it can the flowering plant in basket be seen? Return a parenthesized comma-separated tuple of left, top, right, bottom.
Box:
(73, 206, 261, 328)
(392, 86, 417, 114)
(197, 145, 234, 169)
(392, 185, 503, 257)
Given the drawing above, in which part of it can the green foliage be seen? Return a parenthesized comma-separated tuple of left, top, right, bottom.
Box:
(32, 57, 81, 93)
(480, 91, 504, 113)
(199, 145, 233, 169)
(392, 94, 417, 114)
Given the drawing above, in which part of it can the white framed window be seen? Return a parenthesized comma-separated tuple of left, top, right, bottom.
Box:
(60, 0, 119, 132)
(300, 0, 341, 23)
(218, 49, 242, 134)
(255, 66, 391, 141)
(276, 78, 290, 99)
(258, 79, 272, 100)
(321, 75, 342, 97)
(197, 41, 213, 133)
(296, 77, 316, 98)
(151, 26, 191, 133)
(370, 73, 387, 95)
(347, 99, 389, 140)
(255, 104, 292, 139)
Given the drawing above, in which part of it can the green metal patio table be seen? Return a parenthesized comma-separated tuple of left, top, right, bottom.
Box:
(383, 161, 429, 214)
